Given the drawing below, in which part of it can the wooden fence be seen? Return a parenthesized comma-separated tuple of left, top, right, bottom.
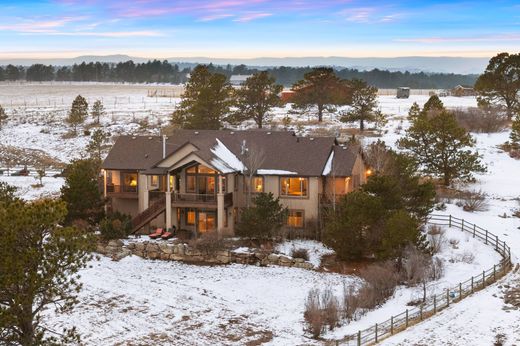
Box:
(333, 214, 513, 346)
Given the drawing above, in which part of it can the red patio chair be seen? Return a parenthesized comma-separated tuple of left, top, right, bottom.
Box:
(149, 228, 164, 239)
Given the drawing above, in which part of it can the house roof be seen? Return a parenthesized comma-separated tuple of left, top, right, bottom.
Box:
(102, 130, 360, 176)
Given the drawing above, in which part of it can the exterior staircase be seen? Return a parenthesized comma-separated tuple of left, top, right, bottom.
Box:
(131, 196, 166, 234)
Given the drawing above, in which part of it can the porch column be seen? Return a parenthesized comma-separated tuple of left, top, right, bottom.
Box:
(138, 173, 149, 212)
(217, 175, 225, 234)
(166, 172, 172, 230)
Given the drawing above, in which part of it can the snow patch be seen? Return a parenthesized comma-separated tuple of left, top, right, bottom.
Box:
(322, 150, 334, 176)
(257, 169, 297, 175)
(210, 138, 245, 173)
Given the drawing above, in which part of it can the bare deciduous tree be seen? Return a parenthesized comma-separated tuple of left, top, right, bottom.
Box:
(239, 140, 265, 207)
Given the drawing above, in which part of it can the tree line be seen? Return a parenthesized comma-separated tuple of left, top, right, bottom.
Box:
(0, 60, 478, 88)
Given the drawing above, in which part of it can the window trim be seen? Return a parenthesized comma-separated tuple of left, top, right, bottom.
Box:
(279, 176, 309, 199)
(286, 209, 305, 229)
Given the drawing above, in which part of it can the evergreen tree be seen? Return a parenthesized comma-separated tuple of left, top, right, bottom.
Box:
(475, 52, 520, 119)
(408, 102, 421, 120)
(378, 210, 420, 261)
(60, 159, 104, 224)
(90, 99, 105, 124)
(85, 129, 110, 162)
(340, 78, 384, 131)
(0, 105, 7, 129)
(236, 192, 288, 239)
(0, 198, 93, 345)
(422, 94, 444, 115)
(0, 182, 18, 204)
(230, 71, 283, 128)
(66, 95, 88, 134)
(171, 65, 233, 129)
(291, 67, 350, 122)
(511, 114, 520, 149)
(398, 109, 486, 186)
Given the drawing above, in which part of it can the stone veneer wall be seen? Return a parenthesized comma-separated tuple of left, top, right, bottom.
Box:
(97, 239, 315, 270)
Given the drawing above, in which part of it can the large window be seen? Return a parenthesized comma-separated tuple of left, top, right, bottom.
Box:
(185, 164, 217, 195)
(186, 209, 196, 225)
(280, 177, 308, 197)
(287, 210, 304, 228)
(122, 172, 138, 192)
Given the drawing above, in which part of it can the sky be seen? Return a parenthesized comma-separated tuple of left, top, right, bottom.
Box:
(0, 0, 519, 59)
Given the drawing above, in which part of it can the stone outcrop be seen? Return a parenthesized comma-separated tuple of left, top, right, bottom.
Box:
(96, 239, 315, 270)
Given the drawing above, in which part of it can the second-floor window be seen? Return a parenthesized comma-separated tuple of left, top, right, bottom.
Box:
(280, 177, 308, 197)
(244, 176, 264, 193)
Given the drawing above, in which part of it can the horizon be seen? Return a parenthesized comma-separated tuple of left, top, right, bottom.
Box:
(1, 1, 519, 59)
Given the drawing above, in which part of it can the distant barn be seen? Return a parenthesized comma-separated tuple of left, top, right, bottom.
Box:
(451, 85, 476, 97)
(396, 87, 410, 99)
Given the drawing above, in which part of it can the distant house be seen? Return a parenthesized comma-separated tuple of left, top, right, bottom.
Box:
(101, 130, 368, 236)
(280, 90, 297, 103)
(229, 74, 252, 86)
(396, 87, 410, 99)
(451, 85, 476, 97)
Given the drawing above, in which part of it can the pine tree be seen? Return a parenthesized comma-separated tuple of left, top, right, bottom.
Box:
(0, 198, 93, 345)
(66, 95, 88, 134)
(422, 95, 444, 115)
(340, 79, 384, 131)
(511, 114, 520, 149)
(0, 105, 7, 129)
(236, 192, 288, 239)
(398, 109, 486, 186)
(60, 159, 104, 224)
(230, 71, 283, 128)
(291, 67, 350, 122)
(90, 99, 105, 125)
(171, 65, 233, 129)
(408, 102, 421, 120)
(475, 52, 520, 119)
(85, 129, 110, 162)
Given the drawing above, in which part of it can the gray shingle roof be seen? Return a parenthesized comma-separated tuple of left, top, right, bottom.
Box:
(102, 130, 359, 176)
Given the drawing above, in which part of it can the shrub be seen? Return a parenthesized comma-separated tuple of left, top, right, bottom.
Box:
(342, 284, 360, 321)
(460, 190, 489, 212)
(321, 288, 340, 330)
(402, 245, 432, 285)
(429, 257, 445, 281)
(188, 231, 225, 256)
(427, 225, 446, 254)
(291, 247, 309, 261)
(304, 289, 325, 338)
(358, 261, 400, 309)
(452, 107, 508, 133)
(99, 212, 132, 240)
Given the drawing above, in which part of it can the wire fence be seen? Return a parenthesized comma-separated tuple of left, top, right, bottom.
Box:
(332, 214, 513, 346)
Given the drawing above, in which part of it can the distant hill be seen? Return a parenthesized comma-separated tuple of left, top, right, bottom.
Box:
(0, 55, 489, 74)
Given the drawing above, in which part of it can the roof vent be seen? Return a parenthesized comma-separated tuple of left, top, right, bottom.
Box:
(343, 146, 347, 150)
(145, 154, 149, 158)
(310, 137, 314, 141)
(267, 132, 271, 135)
(230, 131, 234, 134)
(132, 136, 136, 140)
(148, 136, 153, 140)
(194, 131, 199, 135)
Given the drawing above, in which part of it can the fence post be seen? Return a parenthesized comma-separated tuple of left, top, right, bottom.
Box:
(357, 330, 361, 346)
(485, 230, 488, 244)
(473, 224, 476, 238)
(449, 215, 452, 227)
(406, 309, 409, 328)
(375, 323, 378, 343)
(496, 235, 499, 251)
(447, 289, 450, 307)
(483, 270, 486, 287)
(391, 316, 394, 335)
(471, 276, 474, 293)
(461, 219, 464, 231)
(459, 283, 462, 300)
(433, 296, 437, 313)
(494, 265, 496, 281)
(420, 306, 423, 320)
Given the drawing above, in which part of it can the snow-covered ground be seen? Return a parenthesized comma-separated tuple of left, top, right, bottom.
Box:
(2, 83, 520, 344)
(45, 256, 356, 345)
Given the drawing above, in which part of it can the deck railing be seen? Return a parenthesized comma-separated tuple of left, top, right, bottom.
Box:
(332, 214, 513, 346)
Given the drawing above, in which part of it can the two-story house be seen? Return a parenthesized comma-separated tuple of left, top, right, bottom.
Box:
(101, 130, 368, 236)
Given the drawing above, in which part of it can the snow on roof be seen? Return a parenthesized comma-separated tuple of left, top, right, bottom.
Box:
(257, 169, 298, 175)
(210, 138, 245, 173)
(322, 150, 334, 176)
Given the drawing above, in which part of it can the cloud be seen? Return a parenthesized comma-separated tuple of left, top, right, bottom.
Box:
(0, 16, 88, 33)
(340, 7, 402, 23)
(48, 31, 164, 37)
(198, 13, 235, 22)
(396, 34, 520, 43)
(233, 12, 272, 22)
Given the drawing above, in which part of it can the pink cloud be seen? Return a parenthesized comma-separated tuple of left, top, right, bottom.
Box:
(396, 34, 520, 43)
(233, 12, 272, 22)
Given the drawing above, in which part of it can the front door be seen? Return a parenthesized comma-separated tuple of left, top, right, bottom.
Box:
(198, 211, 216, 233)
